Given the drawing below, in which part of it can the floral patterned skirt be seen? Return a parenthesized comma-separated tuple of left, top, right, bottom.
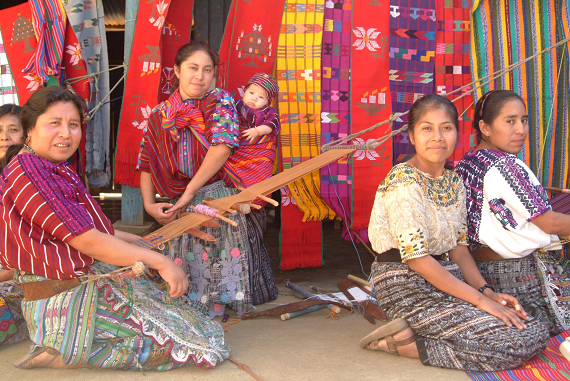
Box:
(168, 181, 254, 318)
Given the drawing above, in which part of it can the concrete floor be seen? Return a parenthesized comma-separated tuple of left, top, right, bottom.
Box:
(0, 204, 470, 381)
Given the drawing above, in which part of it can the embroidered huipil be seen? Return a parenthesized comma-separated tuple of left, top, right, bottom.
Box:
(0, 153, 114, 280)
(369, 164, 468, 262)
(455, 149, 560, 258)
(139, 88, 240, 198)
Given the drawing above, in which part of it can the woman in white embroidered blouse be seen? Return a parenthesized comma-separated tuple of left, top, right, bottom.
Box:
(360, 94, 548, 372)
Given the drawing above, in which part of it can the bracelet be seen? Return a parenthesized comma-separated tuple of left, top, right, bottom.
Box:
(478, 284, 495, 293)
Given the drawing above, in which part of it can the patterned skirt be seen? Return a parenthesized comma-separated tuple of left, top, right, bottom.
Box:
(0, 277, 28, 345)
(475, 254, 560, 335)
(168, 180, 276, 318)
(371, 260, 549, 371)
(20, 262, 230, 370)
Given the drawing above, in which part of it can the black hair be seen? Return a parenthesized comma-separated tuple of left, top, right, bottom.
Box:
(172, 41, 219, 93)
(1, 86, 86, 170)
(407, 94, 459, 134)
(472, 90, 525, 144)
(0, 104, 23, 120)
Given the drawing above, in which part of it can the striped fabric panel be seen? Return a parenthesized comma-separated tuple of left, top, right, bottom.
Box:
(470, 0, 570, 188)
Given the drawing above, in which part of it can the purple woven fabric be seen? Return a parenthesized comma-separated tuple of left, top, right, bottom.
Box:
(320, 0, 352, 229)
(389, 0, 437, 164)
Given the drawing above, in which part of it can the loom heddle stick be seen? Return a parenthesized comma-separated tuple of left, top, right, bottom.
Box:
(190, 205, 238, 226)
(285, 279, 341, 313)
(236, 186, 278, 206)
(281, 304, 327, 320)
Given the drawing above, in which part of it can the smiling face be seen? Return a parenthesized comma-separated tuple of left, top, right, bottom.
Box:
(27, 101, 82, 164)
(479, 98, 528, 154)
(174, 49, 215, 100)
(242, 83, 269, 110)
(408, 107, 457, 174)
(0, 113, 24, 158)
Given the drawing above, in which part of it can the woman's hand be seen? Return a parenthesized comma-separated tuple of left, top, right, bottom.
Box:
(484, 290, 528, 319)
(475, 296, 529, 329)
(145, 202, 178, 225)
(156, 259, 188, 298)
(242, 127, 260, 143)
(165, 189, 194, 215)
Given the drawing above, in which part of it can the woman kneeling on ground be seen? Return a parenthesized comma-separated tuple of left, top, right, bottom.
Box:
(455, 90, 570, 335)
(0, 86, 229, 370)
(362, 94, 548, 371)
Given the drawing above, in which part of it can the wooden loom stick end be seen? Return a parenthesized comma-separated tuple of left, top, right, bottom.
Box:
(190, 206, 238, 227)
(348, 274, 372, 288)
(236, 186, 279, 207)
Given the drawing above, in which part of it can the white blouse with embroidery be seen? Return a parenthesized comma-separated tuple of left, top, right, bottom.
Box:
(368, 164, 468, 262)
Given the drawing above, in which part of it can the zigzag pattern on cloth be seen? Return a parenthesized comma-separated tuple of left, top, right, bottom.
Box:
(389, 47, 435, 61)
(389, 70, 434, 83)
(389, 28, 436, 40)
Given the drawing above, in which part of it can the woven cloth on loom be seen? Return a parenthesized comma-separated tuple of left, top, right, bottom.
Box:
(466, 329, 570, 380)
(0, 32, 18, 105)
(389, 0, 437, 164)
(471, 0, 570, 188)
(319, 0, 353, 237)
(277, 0, 326, 270)
(0, 3, 38, 105)
(115, 0, 195, 186)
(64, 0, 112, 187)
(216, 0, 285, 103)
(435, 0, 474, 164)
(350, 0, 393, 236)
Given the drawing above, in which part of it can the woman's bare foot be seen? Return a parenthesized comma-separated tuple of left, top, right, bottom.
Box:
(368, 327, 419, 358)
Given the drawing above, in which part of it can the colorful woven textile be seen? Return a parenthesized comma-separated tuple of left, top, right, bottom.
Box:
(64, 0, 112, 187)
(350, 0, 393, 235)
(0, 294, 16, 344)
(115, 0, 183, 187)
(0, 3, 39, 105)
(277, 0, 326, 270)
(466, 329, 570, 380)
(0, 278, 27, 345)
(216, 0, 285, 99)
(0, 32, 18, 105)
(470, 0, 570, 188)
(435, 0, 474, 164)
(551, 193, 570, 215)
(389, 0, 437, 164)
(24, 0, 66, 82)
(319, 0, 352, 235)
(21, 262, 230, 369)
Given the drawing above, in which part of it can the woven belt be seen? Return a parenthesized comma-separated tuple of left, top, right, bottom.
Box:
(471, 247, 504, 262)
(20, 278, 82, 301)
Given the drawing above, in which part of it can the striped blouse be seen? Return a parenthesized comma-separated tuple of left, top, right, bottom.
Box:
(0, 153, 114, 280)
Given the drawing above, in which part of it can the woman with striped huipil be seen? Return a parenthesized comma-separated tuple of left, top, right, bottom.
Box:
(0, 87, 229, 370)
(138, 42, 277, 319)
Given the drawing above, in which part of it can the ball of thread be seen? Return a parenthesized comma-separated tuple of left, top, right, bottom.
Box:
(132, 261, 146, 276)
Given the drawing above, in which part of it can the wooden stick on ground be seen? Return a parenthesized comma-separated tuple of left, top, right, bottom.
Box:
(348, 274, 371, 288)
(228, 357, 264, 381)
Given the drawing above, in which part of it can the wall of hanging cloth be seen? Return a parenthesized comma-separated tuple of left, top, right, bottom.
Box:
(471, 0, 570, 189)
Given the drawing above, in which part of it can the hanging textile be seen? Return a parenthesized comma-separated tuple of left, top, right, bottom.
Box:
(389, 0, 437, 164)
(64, 0, 112, 187)
(115, 0, 194, 187)
(158, 0, 193, 104)
(349, 0, 394, 238)
(0, 31, 18, 105)
(24, 0, 66, 82)
(435, 0, 473, 164)
(319, 0, 353, 237)
(277, 0, 327, 270)
(471, 0, 570, 188)
(0, 3, 38, 105)
(216, 0, 285, 99)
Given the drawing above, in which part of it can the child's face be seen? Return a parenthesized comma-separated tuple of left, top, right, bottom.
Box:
(243, 84, 269, 109)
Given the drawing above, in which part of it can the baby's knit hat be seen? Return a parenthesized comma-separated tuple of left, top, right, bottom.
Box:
(246, 73, 279, 103)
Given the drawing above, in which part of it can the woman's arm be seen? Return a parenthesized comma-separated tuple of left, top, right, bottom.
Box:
(408, 255, 528, 328)
(167, 144, 232, 214)
(69, 228, 187, 297)
(140, 171, 176, 225)
(531, 210, 570, 236)
(114, 229, 142, 244)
